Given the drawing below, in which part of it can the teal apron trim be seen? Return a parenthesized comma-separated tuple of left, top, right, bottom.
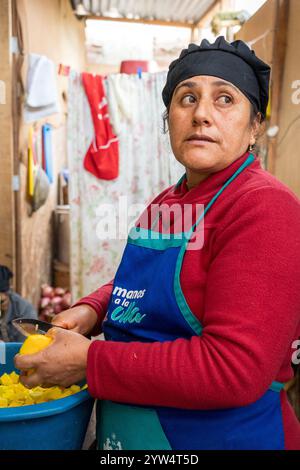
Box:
(175, 172, 187, 189)
(128, 226, 185, 249)
(173, 154, 255, 337)
(97, 400, 172, 450)
(190, 153, 256, 234)
(269, 381, 285, 393)
(174, 246, 203, 334)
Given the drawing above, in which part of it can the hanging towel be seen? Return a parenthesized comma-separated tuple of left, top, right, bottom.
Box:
(24, 53, 60, 123)
(107, 74, 138, 129)
(82, 73, 119, 180)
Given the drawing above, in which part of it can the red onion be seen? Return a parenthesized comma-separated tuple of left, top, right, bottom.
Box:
(40, 307, 55, 322)
(39, 312, 48, 322)
(41, 284, 54, 298)
(51, 296, 63, 306)
(53, 304, 63, 314)
(40, 297, 50, 309)
(54, 287, 66, 296)
(61, 292, 71, 309)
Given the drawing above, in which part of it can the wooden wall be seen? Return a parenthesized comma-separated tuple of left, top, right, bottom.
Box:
(235, 0, 276, 67)
(15, 0, 87, 306)
(273, 0, 300, 197)
(0, 0, 15, 274)
(236, 0, 300, 197)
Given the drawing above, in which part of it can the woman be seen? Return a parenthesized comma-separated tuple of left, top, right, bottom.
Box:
(15, 36, 300, 450)
(0, 265, 37, 342)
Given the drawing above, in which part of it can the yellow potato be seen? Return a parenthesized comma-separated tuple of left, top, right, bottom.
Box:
(9, 401, 23, 407)
(24, 396, 34, 406)
(0, 372, 87, 407)
(10, 371, 19, 384)
(0, 397, 8, 407)
(44, 387, 63, 401)
(19, 334, 53, 356)
(60, 390, 72, 399)
(0, 373, 13, 386)
(70, 385, 81, 394)
(19, 334, 53, 377)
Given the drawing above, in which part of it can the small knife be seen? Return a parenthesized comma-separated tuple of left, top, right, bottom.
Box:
(12, 318, 66, 337)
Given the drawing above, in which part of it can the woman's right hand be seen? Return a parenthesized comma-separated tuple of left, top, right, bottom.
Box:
(51, 304, 99, 336)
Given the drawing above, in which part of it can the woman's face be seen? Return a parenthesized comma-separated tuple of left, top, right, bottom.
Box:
(168, 75, 259, 186)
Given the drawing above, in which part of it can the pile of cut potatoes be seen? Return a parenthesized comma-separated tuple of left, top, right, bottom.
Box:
(0, 372, 86, 407)
(0, 333, 87, 408)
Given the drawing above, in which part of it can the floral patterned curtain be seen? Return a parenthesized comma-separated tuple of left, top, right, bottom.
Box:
(67, 71, 183, 301)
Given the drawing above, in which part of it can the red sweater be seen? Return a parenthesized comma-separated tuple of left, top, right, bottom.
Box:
(76, 152, 300, 449)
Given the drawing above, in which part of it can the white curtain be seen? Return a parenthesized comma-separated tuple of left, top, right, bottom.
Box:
(67, 71, 183, 301)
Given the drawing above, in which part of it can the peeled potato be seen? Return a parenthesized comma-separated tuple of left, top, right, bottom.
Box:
(0, 372, 86, 408)
(19, 334, 53, 376)
(19, 334, 53, 356)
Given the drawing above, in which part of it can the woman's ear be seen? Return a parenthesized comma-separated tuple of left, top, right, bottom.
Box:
(250, 112, 263, 145)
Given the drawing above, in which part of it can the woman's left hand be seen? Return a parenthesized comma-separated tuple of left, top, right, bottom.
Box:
(14, 328, 91, 389)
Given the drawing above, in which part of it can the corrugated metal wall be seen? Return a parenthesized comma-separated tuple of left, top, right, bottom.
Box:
(71, 0, 215, 24)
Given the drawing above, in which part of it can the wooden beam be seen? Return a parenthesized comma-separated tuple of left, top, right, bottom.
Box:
(86, 15, 192, 29)
(191, 25, 199, 43)
(267, 0, 290, 175)
(11, 0, 23, 293)
(0, 0, 15, 277)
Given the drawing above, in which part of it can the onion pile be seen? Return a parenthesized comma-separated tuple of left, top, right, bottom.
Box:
(39, 284, 71, 322)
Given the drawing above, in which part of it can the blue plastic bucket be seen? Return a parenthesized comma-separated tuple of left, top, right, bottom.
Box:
(0, 343, 94, 450)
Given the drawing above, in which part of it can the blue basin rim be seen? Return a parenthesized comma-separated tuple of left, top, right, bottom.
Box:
(0, 390, 92, 422)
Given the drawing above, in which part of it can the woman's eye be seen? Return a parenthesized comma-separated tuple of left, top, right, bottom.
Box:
(181, 95, 196, 105)
(217, 95, 232, 104)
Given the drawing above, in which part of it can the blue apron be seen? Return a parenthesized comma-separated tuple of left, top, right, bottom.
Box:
(97, 154, 285, 450)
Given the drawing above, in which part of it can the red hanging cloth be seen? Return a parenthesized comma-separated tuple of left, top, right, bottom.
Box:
(82, 73, 119, 180)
